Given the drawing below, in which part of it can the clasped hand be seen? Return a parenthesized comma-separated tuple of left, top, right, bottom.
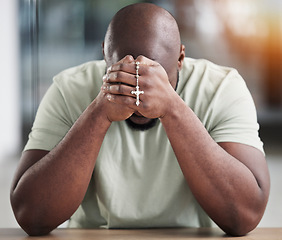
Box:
(100, 55, 176, 122)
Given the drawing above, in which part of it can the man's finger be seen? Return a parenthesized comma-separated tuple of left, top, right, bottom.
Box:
(102, 83, 135, 97)
(109, 55, 136, 74)
(106, 93, 140, 109)
(110, 55, 158, 75)
(135, 55, 159, 67)
(103, 71, 137, 86)
(110, 62, 136, 74)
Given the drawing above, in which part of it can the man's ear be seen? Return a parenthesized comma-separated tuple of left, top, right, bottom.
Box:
(178, 44, 185, 70)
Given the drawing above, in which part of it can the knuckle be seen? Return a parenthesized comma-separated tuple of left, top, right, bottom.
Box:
(142, 101, 150, 109)
(118, 63, 124, 71)
(123, 96, 132, 105)
(136, 55, 145, 62)
(106, 93, 113, 101)
(117, 85, 123, 94)
(139, 77, 148, 88)
(146, 66, 154, 74)
(141, 65, 150, 75)
(115, 71, 122, 80)
(118, 62, 130, 72)
(140, 103, 149, 112)
(124, 55, 134, 62)
(106, 73, 112, 82)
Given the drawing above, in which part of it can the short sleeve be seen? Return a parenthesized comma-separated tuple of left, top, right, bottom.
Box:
(208, 72, 264, 154)
(24, 82, 72, 151)
(23, 60, 106, 152)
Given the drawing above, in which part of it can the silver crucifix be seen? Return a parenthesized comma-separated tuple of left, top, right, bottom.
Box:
(131, 85, 144, 106)
(131, 62, 144, 106)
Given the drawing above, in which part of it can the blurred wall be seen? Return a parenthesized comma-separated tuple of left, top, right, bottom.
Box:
(0, 0, 21, 162)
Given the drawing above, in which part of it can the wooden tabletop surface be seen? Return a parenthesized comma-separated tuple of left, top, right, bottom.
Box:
(1, 227, 282, 240)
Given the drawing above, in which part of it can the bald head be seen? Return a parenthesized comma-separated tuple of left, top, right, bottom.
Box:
(103, 3, 182, 70)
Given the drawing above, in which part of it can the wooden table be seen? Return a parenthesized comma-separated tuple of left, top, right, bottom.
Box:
(1, 228, 282, 240)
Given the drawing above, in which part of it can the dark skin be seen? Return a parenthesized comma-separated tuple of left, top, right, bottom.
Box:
(10, 3, 270, 236)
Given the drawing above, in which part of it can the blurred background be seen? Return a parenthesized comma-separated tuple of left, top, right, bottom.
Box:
(1, 0, 281, 228)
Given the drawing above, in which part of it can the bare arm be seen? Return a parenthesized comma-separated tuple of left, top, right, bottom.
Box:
(160, 97, 270, 236)
(10, 56, 136, 236)
(11, 99, 110, 236)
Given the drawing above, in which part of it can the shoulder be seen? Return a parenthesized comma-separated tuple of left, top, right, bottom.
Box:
(45, 60, 106, 122)
(53, 60, 106, 87)
(51, 60, 106, 103)
(178, 58, 246, 102)
(181, 57, 240, 84)
(179, 59, 263, 152)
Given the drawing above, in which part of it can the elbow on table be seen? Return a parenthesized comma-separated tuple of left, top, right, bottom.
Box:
(221, 223, 255, 237)
(15, 212, 55, 236)
(11, 200, 55, 236)
(21, 224, 54, 236)
(219, 209, 264, 237)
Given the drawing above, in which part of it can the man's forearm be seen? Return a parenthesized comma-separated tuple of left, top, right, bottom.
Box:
(160, 95, 269, 236)
(11, 99, 111, 236)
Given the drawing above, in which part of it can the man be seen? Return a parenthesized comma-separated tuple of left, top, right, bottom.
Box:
(10, 3, 270, 236)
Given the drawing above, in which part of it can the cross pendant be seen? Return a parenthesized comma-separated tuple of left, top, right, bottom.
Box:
(131, 85, 144, 106)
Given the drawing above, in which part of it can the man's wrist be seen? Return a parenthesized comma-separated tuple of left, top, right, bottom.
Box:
(88, 98, 112, 130)
(159, 91, 183, 122)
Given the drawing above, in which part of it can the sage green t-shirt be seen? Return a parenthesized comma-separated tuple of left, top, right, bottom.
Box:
(24, 58, 264, 228)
